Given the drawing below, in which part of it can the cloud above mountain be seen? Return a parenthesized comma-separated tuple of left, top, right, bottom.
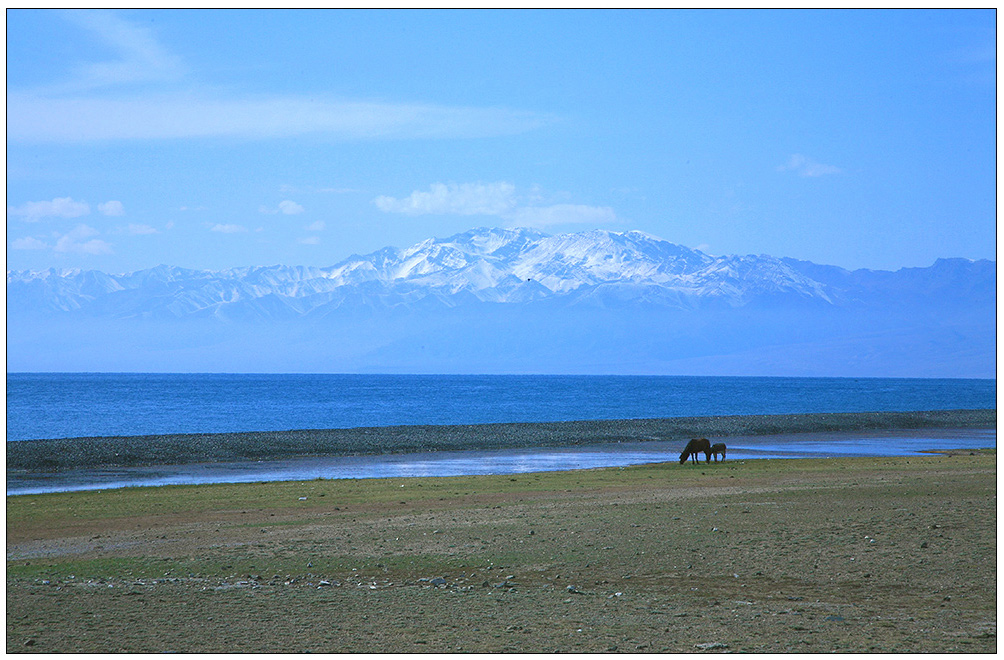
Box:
(8, 197, 91, 221)
(260, 200, 305, 216)
(8, 196, 126, 221)
(375, 182, 617, 228)
(10, 237, 48, 251)
(210, 223, 247, 234)
(778, 154, 842, 177)
(375, 182, 517, 216)
(53, 224, 113, 255)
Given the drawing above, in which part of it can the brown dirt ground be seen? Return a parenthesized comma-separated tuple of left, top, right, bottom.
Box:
(7, 452, 997, 653)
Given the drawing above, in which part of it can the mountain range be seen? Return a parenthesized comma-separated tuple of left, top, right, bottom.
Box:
(6, 227, 996, 376)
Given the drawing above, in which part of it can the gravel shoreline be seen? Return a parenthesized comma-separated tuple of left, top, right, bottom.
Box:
(7, 409, 995, 473)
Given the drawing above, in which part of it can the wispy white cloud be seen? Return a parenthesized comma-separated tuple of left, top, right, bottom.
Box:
(98, 200, 125, 216)
(298, 236, 321, 245)
(8, 93, 549, 143)
(56, 9, 185, 93)
(280, 200, 304, 215)
(210, 223, 247, 234)
(505, 203, 617, 227)
(8, 196, 127, 221)
(305, 220, 326, 231)
(260, 199, 305, 215)
(10, 236, 49, 250)
(8, 197, 90, 221)
(778, 154, 842, 177)
(53, 224, 113, 254)
(9, 11, 548, 144)
(374, 181, 618, 228)
(123, 223, 158, 235)
(11, 226, 115, 254)
(375, 182, 518, 216)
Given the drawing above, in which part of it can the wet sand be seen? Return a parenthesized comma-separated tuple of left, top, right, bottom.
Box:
(7, 426, 996, 496)
(7, 409, 996, 474)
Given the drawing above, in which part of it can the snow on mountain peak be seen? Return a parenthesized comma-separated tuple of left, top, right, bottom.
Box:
(15, 226, 955, 319)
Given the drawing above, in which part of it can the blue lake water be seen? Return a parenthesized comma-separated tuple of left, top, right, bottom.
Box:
(6, 374, 995, 495)
(6, 373, 996, 441)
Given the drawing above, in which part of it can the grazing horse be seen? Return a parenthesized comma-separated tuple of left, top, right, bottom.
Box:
(709, 443, 727, 463)
(679, 438, 711, 465)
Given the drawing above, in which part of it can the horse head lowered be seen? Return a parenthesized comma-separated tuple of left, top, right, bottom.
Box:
(679, 438, 711, 464)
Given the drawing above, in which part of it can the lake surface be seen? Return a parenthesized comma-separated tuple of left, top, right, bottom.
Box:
(7, 428, 995, 496)
(6, 373, 996, 441)
(7, 374, 995, 495)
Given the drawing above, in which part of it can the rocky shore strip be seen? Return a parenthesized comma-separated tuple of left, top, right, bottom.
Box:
(7, 409, 995, 473)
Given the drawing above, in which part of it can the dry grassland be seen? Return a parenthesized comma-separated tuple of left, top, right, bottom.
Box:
(7, 451, 996, 653)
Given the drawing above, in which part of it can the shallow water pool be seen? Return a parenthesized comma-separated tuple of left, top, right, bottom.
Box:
(6, 428, 995, 496)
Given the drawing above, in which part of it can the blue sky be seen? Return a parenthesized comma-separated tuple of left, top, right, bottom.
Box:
(7, 9, 996, 273)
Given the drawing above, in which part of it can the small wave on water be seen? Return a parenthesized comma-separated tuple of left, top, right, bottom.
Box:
(7, 428, 995, 496)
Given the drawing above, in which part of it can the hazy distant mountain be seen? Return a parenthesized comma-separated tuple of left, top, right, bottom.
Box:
(6, 227, 996, 376)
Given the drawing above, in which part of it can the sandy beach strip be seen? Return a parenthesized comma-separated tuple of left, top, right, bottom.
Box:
(7, 409, 995, 473)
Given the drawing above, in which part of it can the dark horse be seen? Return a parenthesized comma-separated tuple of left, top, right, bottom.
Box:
(679, 438, 711, 464)
(709, 443, 727, 463)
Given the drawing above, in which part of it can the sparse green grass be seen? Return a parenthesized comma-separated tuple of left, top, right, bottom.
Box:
(7, 453, 991, 527)
(8, 452, 997, 653)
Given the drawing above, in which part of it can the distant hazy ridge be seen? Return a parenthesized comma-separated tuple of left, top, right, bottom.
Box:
(6, 228, 995, 376)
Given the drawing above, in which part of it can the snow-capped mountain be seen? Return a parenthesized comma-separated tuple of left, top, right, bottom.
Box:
(7, 227, 879, 317)
(6, 227, 995, 377)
